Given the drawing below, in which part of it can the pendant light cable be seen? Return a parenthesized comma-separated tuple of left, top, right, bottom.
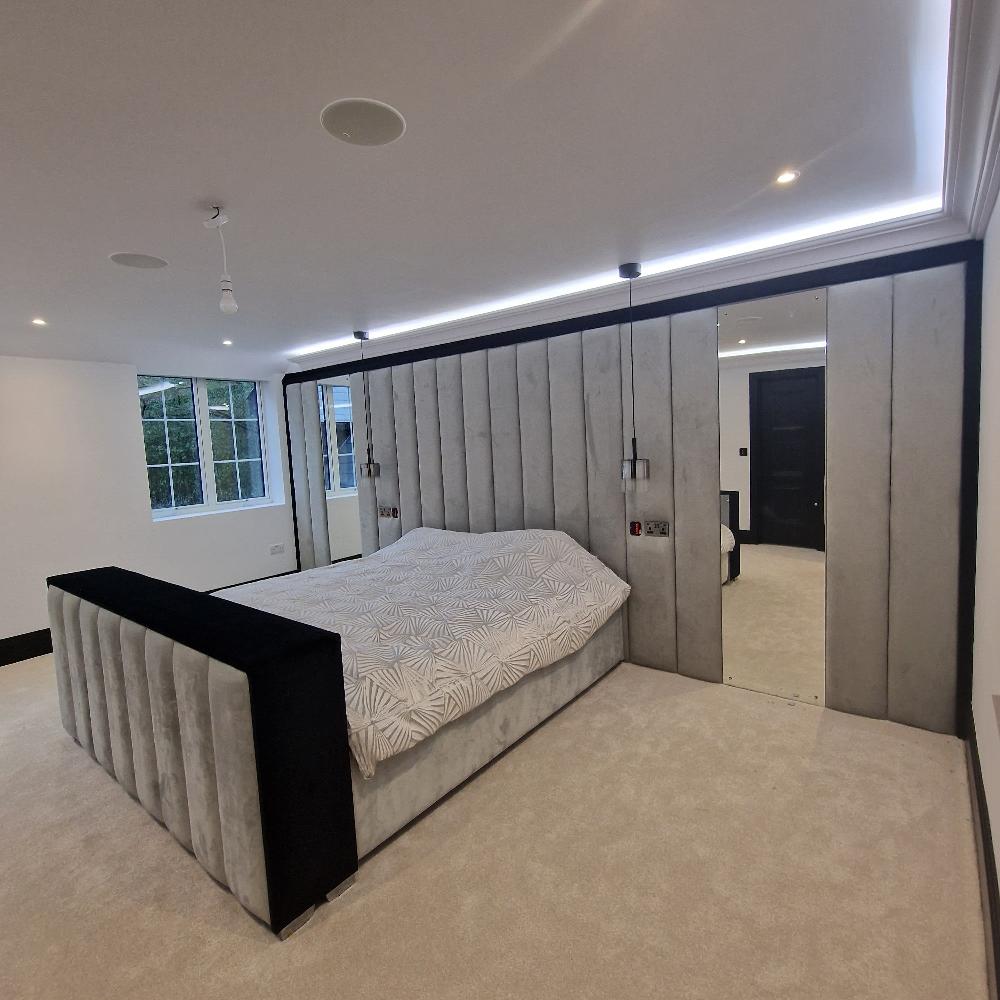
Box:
(629, 276, 638, 467)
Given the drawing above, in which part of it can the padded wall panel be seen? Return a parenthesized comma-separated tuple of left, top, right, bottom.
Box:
(47, 586, 76, 740)
(436, 355, 470, 532)
(349, 372, 379, 556)
(624, 318, 677, 671)
(671, 308, 723, 682)
(413, 359, 446, 529)
(548, 332, 590, 548)
(370, 367, 402, 547)
(582, 327, 626, 579)
(79, 600, 114, 775)
(300, 383, 332, 568)
(62, 592, 93, 752)
(826, 277, 892, 718)
(517, 340, 555, 529)
(888, 264, 965, 733)
(96, 607, 137, 797)
(461, 351, 497, 533)
(284, 384, 314, 566)
(488, 345, 525, 531)
(120, 617, 163, 819)
(392, 364, 422, 535)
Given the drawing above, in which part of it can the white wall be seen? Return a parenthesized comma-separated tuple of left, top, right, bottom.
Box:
(974, 208, 1000, 862)
(718, 349, 826, 530)
(0, 355, 297, 640)
(327, 493, 362, 561)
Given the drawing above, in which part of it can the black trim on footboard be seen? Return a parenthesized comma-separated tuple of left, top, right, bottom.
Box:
(47, 566, 358, 936)
(0, 627, 52, 666)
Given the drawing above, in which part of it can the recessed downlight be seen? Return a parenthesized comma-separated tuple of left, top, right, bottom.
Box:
(321, 98, 406, 146)
(222, 339, 233, 346)
(776, 169, 800, 185)
(109, 252, 168, 268)
(31, 317, 47, 326)
(738, 338, 747, 345)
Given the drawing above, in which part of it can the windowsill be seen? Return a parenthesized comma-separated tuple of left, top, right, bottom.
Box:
(326, 489, 359, 501)
(151, 498, 284, 523)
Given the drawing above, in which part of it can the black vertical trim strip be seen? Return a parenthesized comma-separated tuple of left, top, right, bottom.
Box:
(282, 383, 304, 573)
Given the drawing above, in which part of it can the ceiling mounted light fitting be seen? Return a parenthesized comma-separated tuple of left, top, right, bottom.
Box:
(31, 317, 47, 326)
(321, 99, 406, 146)
(619, 263, 650, 493)
(775, 169, 800, 185)
(354, 330, 380, 479)
(203, 207, 238, 314)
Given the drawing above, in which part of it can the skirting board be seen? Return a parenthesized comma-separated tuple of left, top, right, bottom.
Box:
(0, 628, 52, 667)
(966, 712, 1000, 1000)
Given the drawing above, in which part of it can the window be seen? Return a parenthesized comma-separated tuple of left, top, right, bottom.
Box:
(137, 375, 268, 517)
(318, 383, 357, 495)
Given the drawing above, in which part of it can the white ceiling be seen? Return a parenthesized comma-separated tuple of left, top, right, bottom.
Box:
(1, 0, 951, 376)
(718, 289, 827, 352)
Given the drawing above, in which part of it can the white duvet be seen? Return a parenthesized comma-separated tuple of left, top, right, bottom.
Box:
(219, 528, 630, 778)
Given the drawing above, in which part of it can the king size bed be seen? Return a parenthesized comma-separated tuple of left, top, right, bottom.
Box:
(46, 528, 629, 937)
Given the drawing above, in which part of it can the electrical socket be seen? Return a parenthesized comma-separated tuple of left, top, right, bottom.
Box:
(644, 520, 670, 537)
(269, 543, 285, 555)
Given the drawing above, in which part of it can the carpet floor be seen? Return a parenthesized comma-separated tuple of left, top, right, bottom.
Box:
(0, 654, 987, 1000)
(724, 543, 826, 705)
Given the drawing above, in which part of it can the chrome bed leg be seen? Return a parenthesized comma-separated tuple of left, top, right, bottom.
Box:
(326, 873, 356, 902)
(277, 905, 317, 941)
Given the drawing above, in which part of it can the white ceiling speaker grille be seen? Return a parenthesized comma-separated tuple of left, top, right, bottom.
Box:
(321, 98, 406, 146)
(109, 252, 168, 268)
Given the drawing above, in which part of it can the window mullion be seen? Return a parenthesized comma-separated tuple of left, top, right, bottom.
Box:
(195, 379, 218, 506)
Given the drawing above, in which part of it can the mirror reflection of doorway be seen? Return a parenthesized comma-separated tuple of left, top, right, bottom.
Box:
(718, 290, 827, 705)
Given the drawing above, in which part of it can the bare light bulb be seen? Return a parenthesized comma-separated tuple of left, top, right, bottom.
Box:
(219, 274, 238, 315)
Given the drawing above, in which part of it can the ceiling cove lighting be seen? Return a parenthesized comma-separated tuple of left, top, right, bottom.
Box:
(287, 195, 940, 360)
(718, 340, 826, 359)
(776, 169, 801, 185)
(31, 317, 47, 326)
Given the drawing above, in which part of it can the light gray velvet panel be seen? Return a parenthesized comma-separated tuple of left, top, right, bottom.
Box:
(47, 586, 77, 740)
(145, 630, 193, 850)
(120, 617, 163, 819)
(488, 345, 526, 531)
(96, 608, 137, 797)
(174, 644, 227, 885)
(79, 600, 114, 775)
(623, 318, 677, 671)
(370, 366, 402, 547)
(461, 351, 497, 533)
(352, 609, 624, 857)
(671, 308, 723, 683)
(826, 277, 892, 719)
(413, 359, 446, 529)
(888, 264, 965, 734)
(548, 332, 590, 548)
(436, 355, 470, 532)
(582, 327, 627, 579)
(517, 340, 555, 529)
(62, 592, 93, 753)
(350, 372, 379, 556)
(209, 659, 270, 923)
(392, 364, 422, 535)
(299, 381, 332, 568)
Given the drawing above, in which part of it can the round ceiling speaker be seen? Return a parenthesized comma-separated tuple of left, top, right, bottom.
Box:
(109, 252, 168, 268)
(321, 98, 406, 146)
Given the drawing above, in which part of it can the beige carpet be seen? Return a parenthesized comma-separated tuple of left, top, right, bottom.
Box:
(724, 543, 826, 705)
(0, 654, 987, 1000)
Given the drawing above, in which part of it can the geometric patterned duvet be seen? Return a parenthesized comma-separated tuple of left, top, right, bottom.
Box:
(218, 528, 630, 778)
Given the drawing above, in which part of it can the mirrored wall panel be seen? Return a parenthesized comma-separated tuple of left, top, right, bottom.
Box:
(718, 289, 827, 704)
(318, 375, 363, 562)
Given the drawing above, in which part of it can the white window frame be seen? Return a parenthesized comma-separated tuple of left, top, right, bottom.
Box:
(320, 382, 358, 499)
(141, 376, 272, 521)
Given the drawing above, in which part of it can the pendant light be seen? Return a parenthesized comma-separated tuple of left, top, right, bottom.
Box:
(203, 207, 238, 314)
(619, 262, 650, 492)
(354, 330, 380, 479)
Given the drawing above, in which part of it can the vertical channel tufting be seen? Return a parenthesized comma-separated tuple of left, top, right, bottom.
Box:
(437, 355, 470, 531)
(462, 351, 496, 533)
(173, 644, 227, 883)
(350, 371, 380, 556)
(517, 339, 555, 529)
(145, 630, 192, 847)
(79, 600, 114, 776)
(370, 366, 402, 548)
(120, 619, 163, 819)
(392, 364, 422, 535)
(548, 332, 590, 548)
(581, 327, 627, 579)
(414, 358, 446, 529)
(96, 608, 137, 797)
(209, 659, 270, 924)
(47, 587, 77, 741)
(488, 345, 525, 530)
(62, 592, 93, 754)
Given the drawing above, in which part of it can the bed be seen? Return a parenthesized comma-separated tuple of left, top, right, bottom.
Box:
(720, 490, 741, 584)
(46, 528, 629, 937)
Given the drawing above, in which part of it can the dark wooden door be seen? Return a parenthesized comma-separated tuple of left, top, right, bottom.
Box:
(749, 367, 825, 550)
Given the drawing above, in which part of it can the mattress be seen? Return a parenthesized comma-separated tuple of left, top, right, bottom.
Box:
(219, 528, 630, 777)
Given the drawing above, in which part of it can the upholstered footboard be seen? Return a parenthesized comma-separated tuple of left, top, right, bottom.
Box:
(46, 567, 358, 938)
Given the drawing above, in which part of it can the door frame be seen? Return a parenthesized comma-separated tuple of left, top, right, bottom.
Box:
(748, 366, 826, 548)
